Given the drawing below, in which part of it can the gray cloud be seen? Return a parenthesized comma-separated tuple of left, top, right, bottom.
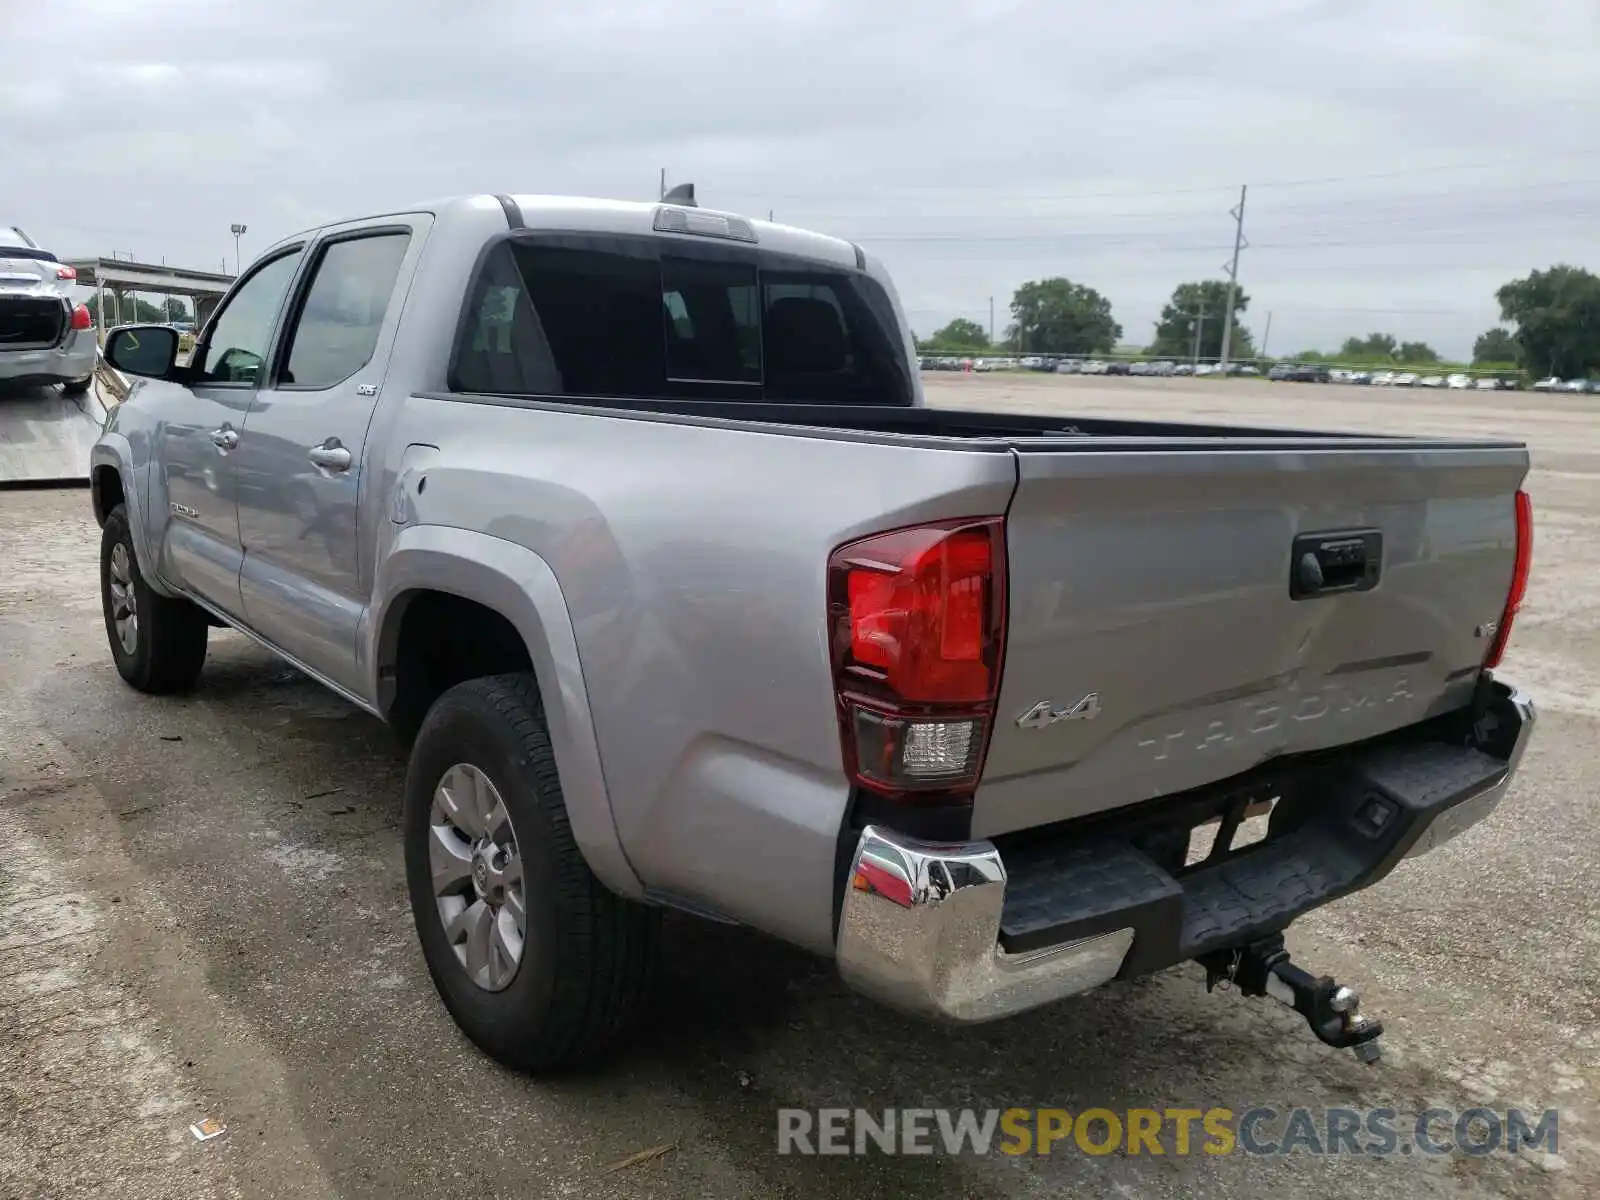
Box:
(7, 0, 1598, 357)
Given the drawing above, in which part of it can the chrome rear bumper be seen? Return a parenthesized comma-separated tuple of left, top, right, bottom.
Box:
(835, 681, 1535, 1025)
(835, 828, 1133, 1023)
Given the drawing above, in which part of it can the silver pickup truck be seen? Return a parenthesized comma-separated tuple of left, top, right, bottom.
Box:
(91, 192, 1536, 1072)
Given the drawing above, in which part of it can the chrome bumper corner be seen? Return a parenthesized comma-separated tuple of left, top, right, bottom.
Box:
(1404, 681, 1536, 859)
(835, 826, 1132, 1024)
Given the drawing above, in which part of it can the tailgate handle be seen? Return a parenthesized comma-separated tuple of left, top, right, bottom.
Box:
(1291, 530, 1382, 599)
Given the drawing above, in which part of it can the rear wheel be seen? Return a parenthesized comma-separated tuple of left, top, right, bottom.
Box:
(100, 505, 209, 693)
(61, 376, 92, 396)
(403, 674, 660, 1071)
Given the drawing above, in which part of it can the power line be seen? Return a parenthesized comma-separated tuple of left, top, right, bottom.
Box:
(836, 196, 1600, 240)
(716, 153, 1600, 205)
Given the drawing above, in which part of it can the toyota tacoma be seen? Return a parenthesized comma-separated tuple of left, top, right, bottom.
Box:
(90, 191, 1536, 1070)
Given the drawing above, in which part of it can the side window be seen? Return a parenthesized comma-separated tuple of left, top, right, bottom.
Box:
(280, 233, 411, 388)
(195, 250, 303, 385)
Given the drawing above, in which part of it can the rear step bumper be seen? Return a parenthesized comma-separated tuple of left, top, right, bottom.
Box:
(835, 680, 1534, 1023)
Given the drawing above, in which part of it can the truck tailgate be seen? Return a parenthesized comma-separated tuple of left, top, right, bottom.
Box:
(973, 439, 1528, 839)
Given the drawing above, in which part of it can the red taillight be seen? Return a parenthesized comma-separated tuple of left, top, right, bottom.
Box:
(70, 303, 93, 331)
(1484, 489, 1532, 669)
(55, 264, 78, 281)
(828, 518, 1006, 799)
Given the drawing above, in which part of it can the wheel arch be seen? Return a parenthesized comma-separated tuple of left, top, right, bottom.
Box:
(366, 525, 643, 898)
(90, 439, 177, 597)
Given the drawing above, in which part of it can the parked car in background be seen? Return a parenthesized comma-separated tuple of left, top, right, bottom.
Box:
(1446, 374, 1473, 390)
(1418, 375, 1445, 389)
(1562, 378, 1591, 393)
(1270, 363, 1331, 383)
(1393, 372, 1419, 387)
(0, 224, 97, 395)
(1532, 377, 1561, 392)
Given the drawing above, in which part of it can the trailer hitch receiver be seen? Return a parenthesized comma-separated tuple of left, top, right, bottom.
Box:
(1200, 935, 1384, 1064)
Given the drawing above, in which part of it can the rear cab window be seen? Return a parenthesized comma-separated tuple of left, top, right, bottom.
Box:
(452, 234, 912, 405)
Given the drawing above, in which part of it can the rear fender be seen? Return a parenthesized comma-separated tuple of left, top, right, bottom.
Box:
(364, 524, 644, 898)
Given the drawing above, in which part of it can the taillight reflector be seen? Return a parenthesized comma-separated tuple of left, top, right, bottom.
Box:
(55, 264, 78, 281)
(828, 518, 1006, 799)
(1484, 489, 1532, 669)
(70, 303, 93, 331)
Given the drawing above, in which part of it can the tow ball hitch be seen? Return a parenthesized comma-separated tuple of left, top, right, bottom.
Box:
(1200, 934, 1384, 1064)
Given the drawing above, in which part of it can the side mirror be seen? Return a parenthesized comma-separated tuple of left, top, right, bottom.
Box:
(104, 324, 179, 379)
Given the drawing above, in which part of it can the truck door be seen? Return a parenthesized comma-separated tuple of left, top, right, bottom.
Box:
(154, 246, 306, 617)
(234, 218, 427, 692)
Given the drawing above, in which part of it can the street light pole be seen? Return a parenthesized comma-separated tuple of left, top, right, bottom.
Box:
(229, 223, 247, 274)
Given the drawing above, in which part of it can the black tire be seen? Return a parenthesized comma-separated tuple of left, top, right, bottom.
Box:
(100, 504, 209, 693)
(404, 673, 660, 1071)
(61, 376, 92, 396)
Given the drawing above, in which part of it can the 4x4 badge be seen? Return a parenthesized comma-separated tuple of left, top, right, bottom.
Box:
(1016, 694, 1102, 729)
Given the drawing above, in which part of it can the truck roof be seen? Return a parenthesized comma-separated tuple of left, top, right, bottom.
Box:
(272, 194, 863, 272)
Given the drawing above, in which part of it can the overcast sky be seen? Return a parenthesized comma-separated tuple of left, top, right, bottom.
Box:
(6, 0, 1598, 358)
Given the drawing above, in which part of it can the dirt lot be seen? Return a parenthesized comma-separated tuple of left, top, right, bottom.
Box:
(1, 376, 1595, 1199)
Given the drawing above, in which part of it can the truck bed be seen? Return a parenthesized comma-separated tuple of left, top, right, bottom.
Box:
(434, 391, 1522, 453)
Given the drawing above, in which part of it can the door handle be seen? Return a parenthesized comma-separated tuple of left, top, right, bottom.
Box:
(209, 426, 239, 451)
(307, 439, 352, 471)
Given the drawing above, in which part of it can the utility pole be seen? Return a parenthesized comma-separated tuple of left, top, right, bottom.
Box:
(659, 168, 666, 200)
(229, 223, 247, 274)
(1261, 310, 1274, 360)
(1219, 185, 1248, 372)
(1184, 308, 1210, 365)
(988, 296, 995, 347)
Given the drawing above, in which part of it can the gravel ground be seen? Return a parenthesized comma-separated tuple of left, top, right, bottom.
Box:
(0, 376, 1594, 1199)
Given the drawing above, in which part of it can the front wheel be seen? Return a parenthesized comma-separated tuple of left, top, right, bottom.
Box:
(61, 376, 92, 396)
(403, 674, 660, 1071)
(100, 505, 209, 693)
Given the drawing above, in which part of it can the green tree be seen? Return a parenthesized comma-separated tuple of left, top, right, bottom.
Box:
(1395, 341, 1439, 364)
(1339, 333, 1398, 360)
(1149, 280, 1252, 360)
(1008, 278, 1121, 355)
(1473, 327, 1520, 365)
(1496, 265, 1600, 378)
(919, 318, 989, 352)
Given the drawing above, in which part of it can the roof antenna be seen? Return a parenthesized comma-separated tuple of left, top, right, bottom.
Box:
(662, 182, 697, 207)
